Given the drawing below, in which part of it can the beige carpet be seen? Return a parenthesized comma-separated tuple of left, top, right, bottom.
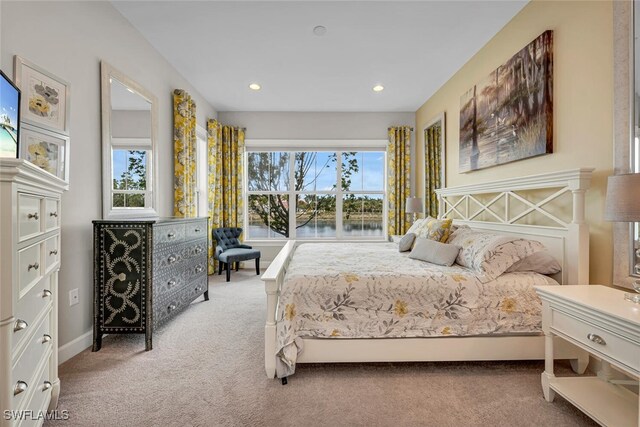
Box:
(48, 271, 596, 427)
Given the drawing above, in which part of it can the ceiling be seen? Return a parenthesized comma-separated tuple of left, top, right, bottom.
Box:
(113, 1, 527, 112)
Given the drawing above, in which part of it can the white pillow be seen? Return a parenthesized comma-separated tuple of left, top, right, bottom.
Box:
(447, 227, 545, 283)
(406, 218, 429, 235)
(505, 251, 561, 274)
(409, 237, 461, 266)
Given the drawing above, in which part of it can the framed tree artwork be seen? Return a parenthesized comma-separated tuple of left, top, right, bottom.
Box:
(459, 30, 553, 172)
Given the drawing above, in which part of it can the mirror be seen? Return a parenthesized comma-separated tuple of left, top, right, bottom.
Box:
(100, 62, 158, 219)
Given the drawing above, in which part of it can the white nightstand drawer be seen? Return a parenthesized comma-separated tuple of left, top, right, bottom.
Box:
(12, 312, 52, 401)
(44, 235, 60, 274)
(18, 357, 52, 423)
(44, 198, 60, 231)
(18, 193, 42, 242)
(18, 242, 42, 294)
(552, 309, 639, 373)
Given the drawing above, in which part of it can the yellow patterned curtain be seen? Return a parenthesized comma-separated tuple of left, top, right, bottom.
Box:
(387, 126, 412, 236)
(173, 89, 197, 217)
(206, 119, 245, 274)
(424, 123, 442, 218)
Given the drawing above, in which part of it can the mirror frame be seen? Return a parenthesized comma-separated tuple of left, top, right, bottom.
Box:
(612, 2, 637, 290)
(100, 61, 159, 219)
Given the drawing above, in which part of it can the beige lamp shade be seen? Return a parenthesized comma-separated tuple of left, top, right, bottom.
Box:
(405, 197, 424, 214)
(604, 173, 640, 222)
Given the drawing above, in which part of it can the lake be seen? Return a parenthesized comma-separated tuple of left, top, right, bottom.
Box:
(249, 219, 383, 239)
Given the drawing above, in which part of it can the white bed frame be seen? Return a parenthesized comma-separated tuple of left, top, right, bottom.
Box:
(262, 168, 594, 378)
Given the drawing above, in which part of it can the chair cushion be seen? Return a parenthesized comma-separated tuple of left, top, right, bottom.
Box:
(218, 248, 261, 263)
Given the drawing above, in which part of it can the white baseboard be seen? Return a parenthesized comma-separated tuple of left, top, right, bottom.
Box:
(58, 330, 92, 364)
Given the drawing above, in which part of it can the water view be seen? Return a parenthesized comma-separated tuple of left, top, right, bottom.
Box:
(249, 219, 384, 239)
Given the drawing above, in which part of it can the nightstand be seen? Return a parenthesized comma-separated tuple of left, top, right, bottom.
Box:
(535, 285, 640, 427)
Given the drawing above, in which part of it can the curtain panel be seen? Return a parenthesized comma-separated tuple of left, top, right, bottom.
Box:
(387, 126, 412, 236)
(173, 89, 197, 218)
(207, 119, 245, 274)
(424, 123, 442, 218)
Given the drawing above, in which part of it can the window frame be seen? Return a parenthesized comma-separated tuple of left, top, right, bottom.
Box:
(244, 140, 388, 242)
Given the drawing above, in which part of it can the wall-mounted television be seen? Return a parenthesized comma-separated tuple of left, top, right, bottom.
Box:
(0, 69, 21, 158)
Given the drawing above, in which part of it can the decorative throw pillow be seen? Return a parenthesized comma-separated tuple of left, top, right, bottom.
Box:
(415, 218, 453, 243)
(409, 237, 461, 266)
(406, 218, 427, 235)
(398, 233, 417, 252)
(506, 251, 561, 274)
(447, 227, 546, 283)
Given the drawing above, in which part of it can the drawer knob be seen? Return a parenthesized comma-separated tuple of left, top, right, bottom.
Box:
(28, 262, 39, 271)
(14, 319, 28, 332)
(168, 304, 177, 311)
(195, 247, 203, 254)
(42, 289, 52, 298)
(167, 279, 177, 288)
(49, 211, 58, 218)
(50, 249, 58, 256)
(118, 273, 127, 281)
(195, 286, 202, 292)
(194, 228, 201, 232)
(168, 232, 176, 239)
(587, 333, 606, 345)
(42, 334, 52, 344)
(195, 265, 204, 273)
(42, 381, 52, 391)
(168, 255, 177, 264)
(27, 212, 39, 220)
(14, 381, 28, 396)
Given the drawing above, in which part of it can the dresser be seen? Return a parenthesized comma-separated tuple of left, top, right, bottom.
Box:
(0, 159, 68, 426)
(535, 285, 640, 427)
(92, 217, 208, 351)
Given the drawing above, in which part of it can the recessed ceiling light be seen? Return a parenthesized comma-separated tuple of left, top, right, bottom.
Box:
(313, 25, 327, 36)
(373, 85, 384, 92)
(249, 83, 261, 91)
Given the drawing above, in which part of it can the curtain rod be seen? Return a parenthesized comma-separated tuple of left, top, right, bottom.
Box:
(388, 126, 414, 131)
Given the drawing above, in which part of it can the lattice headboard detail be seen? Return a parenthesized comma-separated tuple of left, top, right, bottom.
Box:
(436, 169, 594, 285)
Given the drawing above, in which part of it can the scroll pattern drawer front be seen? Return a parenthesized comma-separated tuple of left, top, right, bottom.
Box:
(18, 358, 52, 419)
(185, 256, 207, 283)
(155, 224, 185, 246)
(44, 198, 60, 231)
(14, 268, 52, 352)
(184, 239, 207, 260)
(185, 220, 207, 241)
(552, 309, 639, 372)
(19, 242, 42, 294)
(153, 243, 185, 271)
(153, 265, 185, 297)
(12, 312, 52, 399)
(44, 235, 60, 274)
(18, 193, 42, 241)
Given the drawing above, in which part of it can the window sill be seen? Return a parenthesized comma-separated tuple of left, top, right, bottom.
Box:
(245, 238, 389, 246)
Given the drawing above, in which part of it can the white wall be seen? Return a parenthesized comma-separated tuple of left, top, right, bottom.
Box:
(218, 111, 415, 263)
(1, 1, 217, 361)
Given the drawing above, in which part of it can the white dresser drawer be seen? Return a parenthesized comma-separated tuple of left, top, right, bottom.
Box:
(12, 313, 52, 405)
(43, 198, 60, 232)
(552, 309, 639, 373)
(44, 235, 60, 274)
(18, 242, 42, 295)
(14, 275, 53, 352)
(17, 360, 52, 427)
(18, 193, 42, 242)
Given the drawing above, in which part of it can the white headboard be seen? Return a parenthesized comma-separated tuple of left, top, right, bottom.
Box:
(435, 168, 594, 285)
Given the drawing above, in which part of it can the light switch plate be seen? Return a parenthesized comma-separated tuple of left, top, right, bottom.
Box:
(69, 288, 79, 306)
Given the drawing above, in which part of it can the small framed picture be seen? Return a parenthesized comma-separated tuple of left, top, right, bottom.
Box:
(14, 56, 70, 135)
(20, 123, 69, 182)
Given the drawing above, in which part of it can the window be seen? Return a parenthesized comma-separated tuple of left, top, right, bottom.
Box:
(245, 146, 386, 240)
(112, 148, 148, 208)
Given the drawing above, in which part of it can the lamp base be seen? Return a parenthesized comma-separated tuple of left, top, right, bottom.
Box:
(624, 292, 640, 304)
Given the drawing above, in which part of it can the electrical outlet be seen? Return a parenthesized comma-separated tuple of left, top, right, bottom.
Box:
(69, 288, 79, 306)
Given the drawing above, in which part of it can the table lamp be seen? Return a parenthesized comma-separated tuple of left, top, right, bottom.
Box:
(604, 173, 640, 303)
(405, 197, 424, 223)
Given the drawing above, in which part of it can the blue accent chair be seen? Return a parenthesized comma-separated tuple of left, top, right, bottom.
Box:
(213, 227, 260, 282)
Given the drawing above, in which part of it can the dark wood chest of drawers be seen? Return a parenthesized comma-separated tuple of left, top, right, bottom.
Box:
(92, 217, 208, 351)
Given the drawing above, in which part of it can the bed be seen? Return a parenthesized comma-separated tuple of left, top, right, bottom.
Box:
(262, 168, 594, 379)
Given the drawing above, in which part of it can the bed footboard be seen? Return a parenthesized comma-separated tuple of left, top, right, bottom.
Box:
(261, 240, 296, 378)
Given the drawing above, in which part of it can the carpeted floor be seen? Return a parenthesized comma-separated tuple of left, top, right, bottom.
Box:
(48, 270, 597, 427)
